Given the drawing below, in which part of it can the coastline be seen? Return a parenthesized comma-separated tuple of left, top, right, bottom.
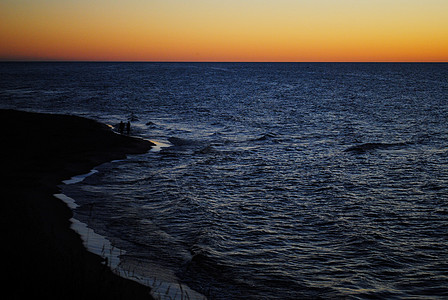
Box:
(1, 109, 155, 299)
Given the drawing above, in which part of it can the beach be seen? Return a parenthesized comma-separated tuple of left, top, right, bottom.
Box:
(1, 109, 155, 299)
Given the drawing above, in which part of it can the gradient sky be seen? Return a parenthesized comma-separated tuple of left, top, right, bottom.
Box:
(1, 0, 447, 62)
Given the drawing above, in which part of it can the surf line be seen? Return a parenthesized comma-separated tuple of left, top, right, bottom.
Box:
(55, 168, 121, 269)
(55, 165, 207, 300)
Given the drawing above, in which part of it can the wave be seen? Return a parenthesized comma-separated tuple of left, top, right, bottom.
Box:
(168, 136, 198, 146)
(344, 141, 412, 153)
(194, 145, 217, 155)
(255, 133, 277, 141)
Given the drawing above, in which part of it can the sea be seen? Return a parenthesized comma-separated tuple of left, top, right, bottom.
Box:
(1, 62, 447, 299)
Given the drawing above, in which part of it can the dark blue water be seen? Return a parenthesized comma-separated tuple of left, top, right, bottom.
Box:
(1, 62, 448, 299)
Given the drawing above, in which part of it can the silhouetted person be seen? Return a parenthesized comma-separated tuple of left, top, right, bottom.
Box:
(126, 121, 131, 134)
(119, 121, 124, 134)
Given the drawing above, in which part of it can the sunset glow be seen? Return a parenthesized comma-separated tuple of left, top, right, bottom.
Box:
(1, 0, 447, 62)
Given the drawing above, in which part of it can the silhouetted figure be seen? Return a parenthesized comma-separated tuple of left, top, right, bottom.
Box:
(119, 121, 124, 134)
(126, 121, 131, 134)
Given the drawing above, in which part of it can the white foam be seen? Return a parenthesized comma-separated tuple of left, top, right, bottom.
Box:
(54, 193, 78, 209)
(62, 169, 98, 184)
(70, 217, 123, 269)
(149, 139, 172, 152)
(54, 193, 122, 269)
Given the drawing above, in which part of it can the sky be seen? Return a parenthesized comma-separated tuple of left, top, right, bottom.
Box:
(1, 0, 447, 62)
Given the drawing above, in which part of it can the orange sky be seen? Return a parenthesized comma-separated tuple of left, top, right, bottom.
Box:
(1, 0, 447, 62)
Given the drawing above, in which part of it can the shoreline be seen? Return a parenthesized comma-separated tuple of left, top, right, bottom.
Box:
(58, 168, 208, 300)
(1, 109, 155, 299)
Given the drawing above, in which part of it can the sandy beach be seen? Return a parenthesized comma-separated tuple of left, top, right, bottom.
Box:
(1, 109, 155, 299)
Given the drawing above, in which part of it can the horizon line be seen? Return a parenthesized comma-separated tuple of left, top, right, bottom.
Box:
(1, 60, 447, 63)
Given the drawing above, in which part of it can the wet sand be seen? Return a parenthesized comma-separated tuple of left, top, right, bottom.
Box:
(1, 109, 155, 299)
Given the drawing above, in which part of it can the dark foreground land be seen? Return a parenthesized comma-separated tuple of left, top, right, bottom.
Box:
(1, 109, 155, 299)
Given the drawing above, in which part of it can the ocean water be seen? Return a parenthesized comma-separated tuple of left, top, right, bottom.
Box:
(1, 62, 448, 299)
